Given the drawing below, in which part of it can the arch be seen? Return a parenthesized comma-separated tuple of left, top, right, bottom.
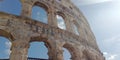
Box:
(0, 29, 13, 59)
(56, 11, 66, 19)
(72, 23, 79, 35)
(32, 1, 49, 12)
(0, 29, 14, 42)
(63, 42, 78, 60)
(28, 36, 53, 59)
(29, 38, 52, 49)
(29, 36, 52, 49)
(28, 42, 48, 59)
(0, 36, 12, 59)
(56, 12, 67, 30)
(63, 48, 71, 60)
(31, 1, 49, 24)
(0, 0, 22, 15)
(72, 20, 80, 35)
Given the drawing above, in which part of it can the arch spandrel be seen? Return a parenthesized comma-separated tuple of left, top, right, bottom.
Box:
(62, 42, 80, 60)
(0, 29, 14, 42)
(31, 0, 50, 13)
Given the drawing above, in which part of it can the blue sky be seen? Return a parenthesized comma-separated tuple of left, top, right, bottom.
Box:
(32, 6, 48, 24)
(0, 0, 21, 15)
(0, 0, 120, 60)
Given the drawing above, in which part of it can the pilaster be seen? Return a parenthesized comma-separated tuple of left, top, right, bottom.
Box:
(65, 16, 74, 33)
(10, 40, 29, 60)
(48, 40, 64, 60)
(20, 0, 32, 18)
(48, 7, 58, 27)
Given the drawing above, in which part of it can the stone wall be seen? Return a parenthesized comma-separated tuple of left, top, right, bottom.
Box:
(0, 0, 105, 60)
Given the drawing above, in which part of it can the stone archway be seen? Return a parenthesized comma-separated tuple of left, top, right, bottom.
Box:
(31, 1, 49, 24)
(0, 29, 13, 59)
(31, 6, 48, 24)
(56, 15, 66, 30)
(29, 36, 53, 60)
(28, 42, 48, 59)
(72, 20, 80, 35)
(63, 42, 79, 60)
(63, 47, 71, 60)
(32, 1, 49, 12)
(0, 37, 11, 59)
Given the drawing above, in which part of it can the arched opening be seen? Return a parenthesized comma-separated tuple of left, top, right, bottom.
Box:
(63, 43, 78, 60)
(31, 2, 48, 24)
(0, 36, 11, 59)
(0, 0, 21, 15)
(73, 23, 79, 35)
(63, 48, 71, 60)
(56, 15, 66, 30)
(28, 42, 48, 59)
(0, 29, 13, 59)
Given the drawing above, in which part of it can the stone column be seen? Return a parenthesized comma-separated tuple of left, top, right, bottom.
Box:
(20, 0, 32, 18)
(78, 24, 85, 38)
(47, 7, 58, 27)
(48, 40, 64, 60)
(64, 16, 74, 33)
(48, 48, 63, 60)
(10, 40, 29, 60)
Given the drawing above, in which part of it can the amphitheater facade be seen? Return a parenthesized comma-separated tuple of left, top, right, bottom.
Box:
(0, 0, 105, 60)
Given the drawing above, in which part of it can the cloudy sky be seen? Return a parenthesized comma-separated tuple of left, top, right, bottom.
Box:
(71, 0, 120, 60)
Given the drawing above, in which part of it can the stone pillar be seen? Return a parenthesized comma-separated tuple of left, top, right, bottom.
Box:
(20, 0, 32, 18)
(80, 23, 89, 41)
(70, 48, 81, 60)
(48, 40, 64, 60)
(48, 48, 63, 60)
(48, 7, 58, 27)
(64, 16, 74, 33)
(78, 24, 85, 38)
(10, 40, 29, 60)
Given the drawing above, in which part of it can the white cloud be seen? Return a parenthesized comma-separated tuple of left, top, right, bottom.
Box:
(108, 54, 117, 60)
(5, 49, 11, 56)
(103, 52, 108, 55)
(103, 52, 118, 60)
(58, 21, 66, 29)
(5, 41, 11, 56)
(103, 35, 120, 48)
(102, 35, 120, 60)
(56, 15, 63, 20)
(71, 0, 112, 6)
(57, 15, 66, 29)
(5, 41, 11, 48)
(36, 12, 41, 19)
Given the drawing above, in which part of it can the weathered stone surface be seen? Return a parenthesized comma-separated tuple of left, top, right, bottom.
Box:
(0, 0, 105, 60)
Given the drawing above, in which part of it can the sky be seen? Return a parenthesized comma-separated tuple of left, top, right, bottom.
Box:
(0, 0, 120, 60)
(71, 0, 120, 60)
